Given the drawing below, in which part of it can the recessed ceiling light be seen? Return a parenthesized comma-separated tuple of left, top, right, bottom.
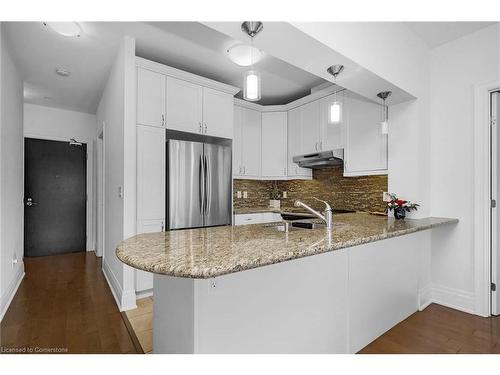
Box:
(226, 43, 264, 67)
(43, 22, 82, 37)
(55, 68, 71, 77)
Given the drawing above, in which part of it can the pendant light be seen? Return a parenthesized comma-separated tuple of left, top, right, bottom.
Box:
(326, 65, 344, 124)
(241, 22, 263, 102)
(377, 91, 392, 135)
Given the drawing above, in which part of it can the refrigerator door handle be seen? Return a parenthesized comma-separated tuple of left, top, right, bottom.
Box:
(205, 154, 211, 216)
(199, 154, 205, 215)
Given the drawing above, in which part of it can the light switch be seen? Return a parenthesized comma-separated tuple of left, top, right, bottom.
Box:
(243, 191, 248, 199)
(282, 191, 287, 199)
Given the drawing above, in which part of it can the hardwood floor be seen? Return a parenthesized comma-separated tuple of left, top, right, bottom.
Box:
(0, 252, 138, 354)
(359, 303, 500, 354)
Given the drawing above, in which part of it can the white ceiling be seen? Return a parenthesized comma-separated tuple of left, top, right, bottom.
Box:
(403, 22, 497, 48)
(4, 21, 327, 114)
(3, 22, 123, 114)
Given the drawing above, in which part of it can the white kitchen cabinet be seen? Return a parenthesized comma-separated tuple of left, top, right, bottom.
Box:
(234, 212, 282, 226)
(165, 76, 203, 134)
(344, 95, 387, 176)
(319, 92, 344, 151)
(300, 100, 321, 155)
(202, 87, 234, 138)
(261, 112, 287, 178)
(137, 67, 165, 128)
(287, 106, 312, 179)
(233, 106, 261, 179)
(136, 124, 166, 292)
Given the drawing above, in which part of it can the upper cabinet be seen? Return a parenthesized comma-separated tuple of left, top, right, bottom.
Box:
(299, 100, 321, 154)
(202, 87, 234, 138)
(319, 92, 344, 151)
(287, 107, 312, 179)
(233, 106, 261, 179)
(261, 112, 287, 179)
(165, 76, 203, 133)
(136, 59, 238, 139)
(343, 95, 387, 176)
(137, 68, 165, 128)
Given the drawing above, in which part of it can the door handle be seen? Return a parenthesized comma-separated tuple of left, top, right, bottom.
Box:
(26, 197, 38, 207)
(199, 155, 205, 215)
(204, 155, 211, 215)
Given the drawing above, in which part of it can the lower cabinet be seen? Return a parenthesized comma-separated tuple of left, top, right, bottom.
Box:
(136, 124, 166, 293)
(234, 212, 282, 226)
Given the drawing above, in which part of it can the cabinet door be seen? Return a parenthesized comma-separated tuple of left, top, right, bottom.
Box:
(287, 107, 312, 179)
(241, 108, 261, 178)
(233, 106, 243, 176)
(261, 112, 287, 178)
(300, 100, 321, 155)
(137, 125, 166, 230)
(165, 76, 203, 134)
(202, 87, 234, 138)
(137, 68, 165, 128)
(320, 92, 344, 151)
(344, 95, 387, 176)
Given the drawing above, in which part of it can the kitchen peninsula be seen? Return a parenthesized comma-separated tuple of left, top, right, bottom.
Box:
(117, 213, 457, 353)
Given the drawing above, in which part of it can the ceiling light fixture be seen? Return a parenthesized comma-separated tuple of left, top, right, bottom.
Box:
(241, 21, 263, 102)
(43, 22, 82, 37)
(226, 43, 264, 67)
(55, 68, 71, 77)
(326, 65, 344, 124)
(377, 91, 392, 135)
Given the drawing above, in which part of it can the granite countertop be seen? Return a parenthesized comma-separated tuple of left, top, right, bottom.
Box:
(116, 213, 457, 279)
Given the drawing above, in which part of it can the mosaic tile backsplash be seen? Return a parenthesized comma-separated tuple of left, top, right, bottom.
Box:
(233, 166, 388, 214)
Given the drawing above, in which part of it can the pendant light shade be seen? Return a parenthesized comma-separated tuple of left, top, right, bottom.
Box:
(326, 65, 344, 125)
(243, 70, 261, 101)
(377, 91, 392, 135)
(241, 22, 263, 102)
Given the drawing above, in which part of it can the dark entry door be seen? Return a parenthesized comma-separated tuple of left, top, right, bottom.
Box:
(24, 138, 87, 257)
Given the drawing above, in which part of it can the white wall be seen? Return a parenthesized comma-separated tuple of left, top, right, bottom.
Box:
(23, 103, 98, 251)
(24, 103, 97, 141)
(0, 23, 25, 321)
(429, 24, 500, 312)
(96, 36, 136, 311)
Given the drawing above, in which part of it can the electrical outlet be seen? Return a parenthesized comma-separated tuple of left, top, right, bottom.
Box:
(243, 191, 248, 199)
(282, 191, 287, 199)
(383, 192, 392, 202)
(236, 191, 242, 199)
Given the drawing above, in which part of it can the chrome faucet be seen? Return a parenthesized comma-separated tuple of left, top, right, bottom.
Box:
(294, 198, 333, 230)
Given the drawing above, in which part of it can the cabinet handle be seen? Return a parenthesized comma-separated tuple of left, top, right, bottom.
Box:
(204, 123, 207, 134)
(319, 141, 323, 151)
(199, 122, 202, 133)
(243, 166, 246, 174)
(239, 166, 242, 174)
(161, 221, 165, 232)
(315, 142, 318, 151)
(161, 114, 165, 126)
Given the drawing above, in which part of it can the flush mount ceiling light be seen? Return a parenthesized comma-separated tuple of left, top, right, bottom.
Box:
(241, 21, 263, 102)
(226, 43, 264, 67)
(377, 91, 392, 135)
(55, 68, 71, 77)
(326, 64, 344, 124)
(43, 22, 82, 37)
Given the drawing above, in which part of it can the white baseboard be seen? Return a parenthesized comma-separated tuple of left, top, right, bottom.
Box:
(418, 284, 475, 315)
(0, 265, 25, 322)
(102, 260, 137, 312)
(136, 289, 153, 299)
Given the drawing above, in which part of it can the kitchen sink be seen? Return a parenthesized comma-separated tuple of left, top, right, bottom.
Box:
(265, 221, 326, 233)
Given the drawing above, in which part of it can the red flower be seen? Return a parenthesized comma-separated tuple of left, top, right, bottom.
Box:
(395, 199, 406, 206)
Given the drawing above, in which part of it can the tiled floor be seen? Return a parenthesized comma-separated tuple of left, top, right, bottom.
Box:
(125, 297, 153, 353)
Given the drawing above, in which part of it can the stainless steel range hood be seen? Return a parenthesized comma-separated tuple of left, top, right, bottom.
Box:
(292, 149, 344, 169)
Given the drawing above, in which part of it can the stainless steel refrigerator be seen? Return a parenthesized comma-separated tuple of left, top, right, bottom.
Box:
(166, 133, 232, 230)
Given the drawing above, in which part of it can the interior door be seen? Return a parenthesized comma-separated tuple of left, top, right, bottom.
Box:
(203, 143, 232, 227)
(492, 91, 500, 315)
(24, 138, 87, 257)
(167, 139, 204, 230)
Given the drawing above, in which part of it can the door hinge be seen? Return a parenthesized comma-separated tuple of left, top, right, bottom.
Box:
(492, 283, 497, 292)
(492, 199, 497, 208)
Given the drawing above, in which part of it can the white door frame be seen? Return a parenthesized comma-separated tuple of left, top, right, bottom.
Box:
(491, 91, 499, 315)
(24, 133, 95, 252)
(473, 79, 500, 317)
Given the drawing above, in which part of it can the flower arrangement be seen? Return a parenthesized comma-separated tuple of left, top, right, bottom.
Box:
(385, 193, 419, 220)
